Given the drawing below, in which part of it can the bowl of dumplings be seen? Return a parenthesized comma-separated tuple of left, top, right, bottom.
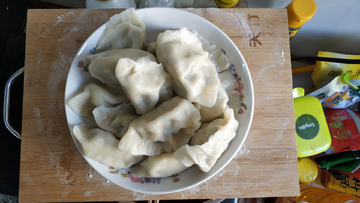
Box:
(65, 8, 254, 194)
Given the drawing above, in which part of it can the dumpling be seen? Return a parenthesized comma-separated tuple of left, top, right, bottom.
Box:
(67, 83, 129, 117)
(198, 87, 229, 123)
(87, 48, 157, 89)
(156, 28, 221, 108)
(92, 103, 139, 139)
(228, 90, 242, 117)
(190, 119, 225, 146)
(96, 8, 146, 53)
(131, 152, 189, 178)
(195, 32, 230, 73)
(73, 124, 145, 169)
(146, 42, 157, 56)
(218, 70, 242, 117)
(115, 57, 172, 114)
(118, 96, 201, 156)
(174, 107, 238, 172)
(218, 70, 239, 93)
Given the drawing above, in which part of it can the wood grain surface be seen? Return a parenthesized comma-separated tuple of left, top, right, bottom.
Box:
(20, 8, 299, 202)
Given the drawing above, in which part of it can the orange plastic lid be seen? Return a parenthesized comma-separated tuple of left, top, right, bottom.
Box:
(286, 0, 317, 28)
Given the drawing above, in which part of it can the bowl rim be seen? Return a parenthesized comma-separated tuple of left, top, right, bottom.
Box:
(64, 7, 255, 194)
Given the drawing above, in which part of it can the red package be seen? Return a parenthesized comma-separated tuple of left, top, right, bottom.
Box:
(324, 109, 360, 153)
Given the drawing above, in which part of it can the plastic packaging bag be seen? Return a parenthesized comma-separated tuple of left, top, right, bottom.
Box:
(308, 74, 360, 109)
(323, 109, 360, 154)
(312, 109, 360, 181)
(311, 51, 360, 89)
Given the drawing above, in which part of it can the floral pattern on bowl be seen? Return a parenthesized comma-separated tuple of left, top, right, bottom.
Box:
(108, 166, 181, 184)
(228, 64, 247, 115)
(77, 60, 88, 72)
(76, 47, 97, 72)
(89, 47, 96, 55)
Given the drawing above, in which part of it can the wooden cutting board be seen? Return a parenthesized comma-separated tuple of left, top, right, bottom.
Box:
(20, 8, 299, 202)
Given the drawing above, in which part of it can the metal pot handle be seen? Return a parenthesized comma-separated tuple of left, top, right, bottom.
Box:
(3, 67, 24, 140)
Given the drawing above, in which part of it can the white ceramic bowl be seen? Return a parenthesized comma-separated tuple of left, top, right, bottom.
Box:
(65, 8, 254, 194)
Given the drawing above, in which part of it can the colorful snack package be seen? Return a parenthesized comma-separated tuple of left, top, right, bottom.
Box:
(314, 150, 360, 169)
(307, 74, 360, 109)
(331, 159, 360, 174)
(311, 51, 360, 89)
(312, 151, 360, 179)
(323, 109, 360, 154)
(312, 109, 360, 181)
